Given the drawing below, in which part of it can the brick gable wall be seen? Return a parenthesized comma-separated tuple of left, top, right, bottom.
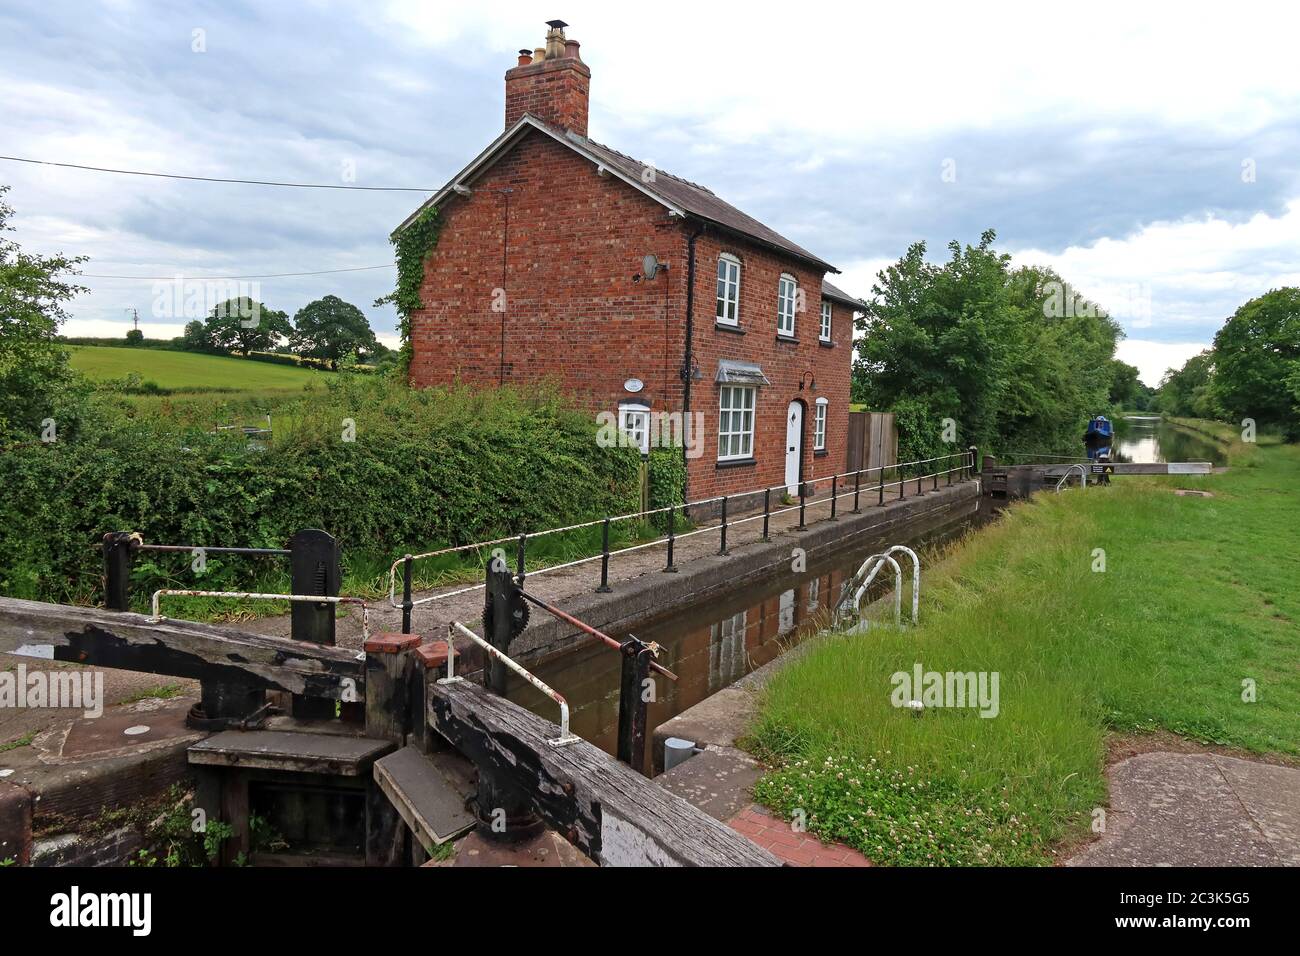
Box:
(408, 130, 852, 509)
(409, 130, 687, 417)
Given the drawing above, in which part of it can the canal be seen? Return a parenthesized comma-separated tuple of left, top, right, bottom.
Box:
(1114, 416, 1225, 466)
(506, 494, 997, 772)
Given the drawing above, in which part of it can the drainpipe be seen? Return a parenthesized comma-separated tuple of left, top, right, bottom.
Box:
(680, 224, 704, 497)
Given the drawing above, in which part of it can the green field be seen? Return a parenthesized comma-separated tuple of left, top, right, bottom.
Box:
(68, 346, 326, 392)
(749, 422, 1299, 865)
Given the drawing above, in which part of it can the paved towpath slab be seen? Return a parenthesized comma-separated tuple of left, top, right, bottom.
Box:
(1067, 751, 1300, 866)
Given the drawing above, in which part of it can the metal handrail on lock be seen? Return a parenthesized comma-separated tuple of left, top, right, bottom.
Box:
(1056, 464, 1088, 492)
(838, 544, 922, 630)
(443, 620, 579, 748)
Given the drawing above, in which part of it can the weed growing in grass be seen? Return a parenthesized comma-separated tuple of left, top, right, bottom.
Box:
(753, 754, 1046, 866)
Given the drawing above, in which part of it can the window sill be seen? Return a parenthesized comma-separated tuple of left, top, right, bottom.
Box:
(715, 322, 745, 335)
(775, 335, 799, 345)
(818, 339, 835, 348)
(716, 457, 757, 470)
(814, 449, 829, 458)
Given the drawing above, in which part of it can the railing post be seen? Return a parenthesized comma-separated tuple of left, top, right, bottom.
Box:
(516, 534, 527, 585)
(484, 561, 518, 696)
(664, 504, 678, 573)
(934, 467, 939, 491)
(761, 488, 772, 541)
(289, 528, 340, 720)
(718, 497, 729, 556)
(852, 470, 862, 513)
(616, 637, 654, 774)
(596, 518, 612, 593)
(830, 475, 838, 519)
(899, 464, 906, 500)
(878, 468, 886, 507)
(401, 554, 414, 635)
(917, 463, 926, 496)
(968, 445, 979, 479)
(101, 531, 134, 612)
(797, 483, 807, 530)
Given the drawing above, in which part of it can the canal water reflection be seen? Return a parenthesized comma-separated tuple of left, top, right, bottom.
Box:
(1114, 416, 1225, 466)
(505, 499, 993, 771)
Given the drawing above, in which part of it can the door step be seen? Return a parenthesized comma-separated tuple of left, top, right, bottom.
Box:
(373, 745, 477, 852)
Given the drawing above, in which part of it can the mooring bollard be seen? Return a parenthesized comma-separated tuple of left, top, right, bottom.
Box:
(616, 636, 654, 774)
(718, 496, 729, 556)
(597, 518, 612, 593)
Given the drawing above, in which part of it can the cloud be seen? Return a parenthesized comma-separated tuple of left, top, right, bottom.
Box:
(1116, 340, 1210, 388)
(4, 1, 1299, 361)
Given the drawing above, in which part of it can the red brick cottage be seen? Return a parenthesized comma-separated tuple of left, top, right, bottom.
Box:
(398, 21, 861, 505)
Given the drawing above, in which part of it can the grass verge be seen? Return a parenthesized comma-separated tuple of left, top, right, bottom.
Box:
(748, 423, 1298, 865)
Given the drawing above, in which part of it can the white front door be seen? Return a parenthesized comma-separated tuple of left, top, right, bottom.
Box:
(785, 400, 803, 495)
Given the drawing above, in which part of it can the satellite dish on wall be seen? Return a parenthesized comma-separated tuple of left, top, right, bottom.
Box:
(642, 254, 660, 279)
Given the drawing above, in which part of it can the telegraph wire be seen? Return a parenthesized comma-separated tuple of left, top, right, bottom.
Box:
(0, 155, 433, 192)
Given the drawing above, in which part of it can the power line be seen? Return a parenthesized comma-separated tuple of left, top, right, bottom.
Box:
(79, 264, 395, 280)
(0, 155, 434, 192)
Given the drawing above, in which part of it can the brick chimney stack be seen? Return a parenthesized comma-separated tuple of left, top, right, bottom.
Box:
(504, 19, 590, 136)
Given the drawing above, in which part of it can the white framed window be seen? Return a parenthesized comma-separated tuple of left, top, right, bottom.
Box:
(718, 385, 755, 460)
(814, 397, 828, 451)
(819, 300, 832, 342)
(777, 274, 797, 337)
(619, 403, 650, 454)
(716, 254, 741, 325)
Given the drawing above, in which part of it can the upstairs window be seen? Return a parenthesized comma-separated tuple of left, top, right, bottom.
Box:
(820, 300, 832, 342)
(716, 254, 741, 325)
(814, 397, 828, 451)
(718, 385, 755, 460)
(777, 274, 797, 337)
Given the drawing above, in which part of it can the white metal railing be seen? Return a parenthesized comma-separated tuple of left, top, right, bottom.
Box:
(1056, 464, 1088, 492)
(149, 589, 372, 643)
(443, 620, 579, 748)
(839, 544, 922, 629)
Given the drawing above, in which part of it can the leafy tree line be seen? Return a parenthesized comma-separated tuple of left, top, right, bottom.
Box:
(1154, 287, 1300, 439)
(178, 294, 391, 370)
(853, 230, 1129, 461)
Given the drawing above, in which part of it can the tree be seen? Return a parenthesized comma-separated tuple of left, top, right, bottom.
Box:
(1108, 360, 1143, 409)
(0, 185, 89, 439)
(204, 297, 292, 354)
(852, 230, 1121, 458)
(291, 295, 378, 370)
(1155, 350, 1217, 418)
(181, 319, 212, 352)
(1210, 288, 1300, 434)
(125, 328, 144, 346)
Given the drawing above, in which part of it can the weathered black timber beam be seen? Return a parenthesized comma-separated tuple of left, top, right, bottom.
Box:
(429, 678, 780, 867)
(0, 597, 363, 700)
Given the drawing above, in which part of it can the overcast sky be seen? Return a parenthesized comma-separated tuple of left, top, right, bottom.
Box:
(3, 0, 1298, 384)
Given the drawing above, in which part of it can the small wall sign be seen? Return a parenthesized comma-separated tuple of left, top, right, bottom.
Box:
(624, 378, 644, 393)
